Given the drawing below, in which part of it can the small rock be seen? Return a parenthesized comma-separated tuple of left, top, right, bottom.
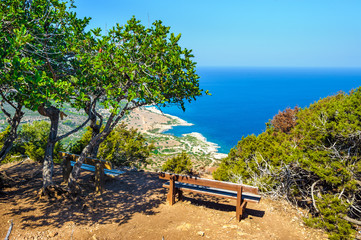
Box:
(47, 231, 58, 238)
(237, 231, 249, 236)
(197, 231, 205, 236)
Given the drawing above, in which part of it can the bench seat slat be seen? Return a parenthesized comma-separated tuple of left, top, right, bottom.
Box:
(159, 172, 258, 194)
(163, 182, 261, 203)
(70, 161, 124, 176)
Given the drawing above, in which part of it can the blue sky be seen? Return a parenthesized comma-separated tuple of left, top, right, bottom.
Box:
(74, 0, 361, 68)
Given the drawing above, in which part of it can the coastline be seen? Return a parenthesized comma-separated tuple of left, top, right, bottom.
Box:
(145, 106, 193, 132)
(145, 107, 227, 159)
(122, 106, 228, 167)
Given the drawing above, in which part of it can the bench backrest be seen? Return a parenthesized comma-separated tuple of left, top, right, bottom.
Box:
(60, 151, 112, 170)
(159, 172, 259, 195)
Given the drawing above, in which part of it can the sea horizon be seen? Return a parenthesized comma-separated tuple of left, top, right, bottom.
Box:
(161, 66, 361, 154)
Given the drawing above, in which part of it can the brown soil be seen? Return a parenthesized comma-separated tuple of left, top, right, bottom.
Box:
(0, 159, 327, 240)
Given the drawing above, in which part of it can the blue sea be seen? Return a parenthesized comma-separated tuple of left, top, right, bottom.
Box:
(161, 67, 361, 154)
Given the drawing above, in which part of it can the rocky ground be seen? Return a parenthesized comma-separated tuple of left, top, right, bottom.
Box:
(0, 159, 328, 240)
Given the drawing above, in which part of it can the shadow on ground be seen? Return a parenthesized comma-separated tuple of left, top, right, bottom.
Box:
(1, 160, 264, 230)
(1, 160, 166, 229)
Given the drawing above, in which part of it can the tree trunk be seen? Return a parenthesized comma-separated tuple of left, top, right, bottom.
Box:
(90, 122, 101, 158)
(87, 105, 101, 158)
(0, 105, 23, 162)
(67, 139, 95, 192)
(68, 109, 126, 194)
(0, 131, 17, 162)
(39, 106, 60, 190)
(0, 136, 15, 162)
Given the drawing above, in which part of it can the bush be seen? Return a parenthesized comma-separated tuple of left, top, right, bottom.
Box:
(69, 126, 92, 155)
(214, 89, 361, 238)
(70, 124, 154, 168)
(14, 121, 64, 163)
(98, 124, 154, 168)
(271, 106, 299, 133)
(0, 126, 10, 150)
(161, 152, 193, 174)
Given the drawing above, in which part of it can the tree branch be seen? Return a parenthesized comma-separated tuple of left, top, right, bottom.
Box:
(342, 215, 361, 226)
(311, 180, 321, 213)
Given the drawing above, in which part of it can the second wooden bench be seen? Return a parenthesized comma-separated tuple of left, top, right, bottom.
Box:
(60, 151, 125, 193)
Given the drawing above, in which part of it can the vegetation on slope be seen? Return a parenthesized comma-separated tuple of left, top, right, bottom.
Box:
(70, 124, 154, 168)
(0, 121, 64, 163)
(161, 152, 193, 174)
(214, 88, 361, 239)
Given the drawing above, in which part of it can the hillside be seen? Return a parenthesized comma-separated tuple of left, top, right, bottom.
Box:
(0, 105, 225, 172)
(0, 159, 327, 240)
(214, 88, 361, 239)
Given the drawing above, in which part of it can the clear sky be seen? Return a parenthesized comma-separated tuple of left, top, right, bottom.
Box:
(74, 0, 361, 68)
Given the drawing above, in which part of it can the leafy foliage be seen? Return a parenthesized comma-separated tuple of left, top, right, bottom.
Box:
(67, 16, 203, 190)
(271, 107, 299, 133)
(0, 127, 9, 149)
(214, 88, 361, 238)
(70, 124, 154, 167)
(98, 124, 155, 168)
(17, 121, 64, 163)
(69, 126, 93, 155)
(162, 152, 193, 174)
(1, 0, 92, 188)
(0, 121, 64, 163)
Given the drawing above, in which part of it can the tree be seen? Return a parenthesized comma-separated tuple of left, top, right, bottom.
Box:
(0, 1, 35, 161)
(162, 152, 193, 175)
(67, 17, 203, 192)
(1, 0, 93, 193)
(271, 106, 299, 133)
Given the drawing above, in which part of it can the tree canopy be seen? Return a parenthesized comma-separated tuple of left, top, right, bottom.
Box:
(1, 0, 203, 196)
(67, 16, 203, 191)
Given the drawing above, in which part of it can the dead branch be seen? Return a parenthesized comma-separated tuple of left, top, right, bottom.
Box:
(5, 219, 13, 240)
(342, 215, 361, 226)
(311, 180, 320, 213)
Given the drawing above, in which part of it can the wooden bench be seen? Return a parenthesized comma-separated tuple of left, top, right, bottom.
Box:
(159, 172, 261, 221)
(60, 151, 125, 193)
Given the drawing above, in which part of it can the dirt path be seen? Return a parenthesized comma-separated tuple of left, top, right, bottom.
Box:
(0, 160, 327, 240)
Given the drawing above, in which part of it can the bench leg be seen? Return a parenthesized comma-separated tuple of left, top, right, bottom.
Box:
(177, 189, 183, 201)
(62, 156, 72, 183)
(95, 163, 104, 194)
(167, 177, 176, 205)
(236, 186, 246, 222)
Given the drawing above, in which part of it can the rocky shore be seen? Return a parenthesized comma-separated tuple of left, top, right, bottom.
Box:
(122, 106, 227, 170)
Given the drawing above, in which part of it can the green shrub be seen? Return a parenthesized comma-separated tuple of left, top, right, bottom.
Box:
(214, 88, 361, 238)
(12, 121, 64, 163)
(69, 126, 92, 154)
(71, 124, 154, 168)
(98, 124, 154, 168)
(0, 126, 10, 150)
(161, 152, 193, 174)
